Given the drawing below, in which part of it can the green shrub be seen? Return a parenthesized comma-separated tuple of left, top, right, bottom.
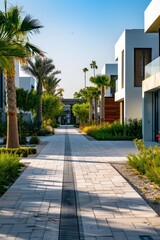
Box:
(0, 153, 24, 194)
(0, 122, 6, 137)
(82, 119, 141, 140)
(29, 136, 40, 144)
(124, 118, 142, 139)
(37, 128, 54, 136)
(127, 139, 160, 185)
(0, 147, 36, 157)
(19, 135, 28, 144)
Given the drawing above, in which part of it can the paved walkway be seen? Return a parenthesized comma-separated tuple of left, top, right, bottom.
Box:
(0, 126, 160, 240)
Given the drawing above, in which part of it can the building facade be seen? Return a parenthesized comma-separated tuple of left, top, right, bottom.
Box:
(101, 63, 118, 96)
(143, 0, 160, 141)
(115, 29, 158, 124)
(19, 76, 36, 91)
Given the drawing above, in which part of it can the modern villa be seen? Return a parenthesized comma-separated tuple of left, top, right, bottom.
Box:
(115, 29, 158, 124)
(101, 63, 120, 123)
(143, 0, 160, 141)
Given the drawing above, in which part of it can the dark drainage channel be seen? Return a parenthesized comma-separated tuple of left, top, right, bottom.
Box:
(58, 129, 82, 240)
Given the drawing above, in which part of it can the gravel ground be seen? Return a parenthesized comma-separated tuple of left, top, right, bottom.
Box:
(112, 162, 160, 216)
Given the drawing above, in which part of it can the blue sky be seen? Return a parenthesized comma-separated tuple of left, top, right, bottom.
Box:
(0, 0, 150, 98)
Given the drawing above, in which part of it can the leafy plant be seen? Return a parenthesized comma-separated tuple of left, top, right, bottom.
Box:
(29, 136, 40, 144)
(0, 147, 36, 157)
(0, 153, 24, 194)
(82, 119, 142, 140)
(127, 139, 160, 186)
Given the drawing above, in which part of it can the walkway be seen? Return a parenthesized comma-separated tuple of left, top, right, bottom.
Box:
(0, 126, 160, 240)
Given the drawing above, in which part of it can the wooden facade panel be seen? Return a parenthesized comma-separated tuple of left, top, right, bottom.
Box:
(105, 97, 120, 123)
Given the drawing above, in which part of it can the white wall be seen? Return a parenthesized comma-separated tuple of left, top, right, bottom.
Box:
(115, 29, 158, 121)
(145, 0, 160, 33)
(14, 61, 19, 88)
(19, 76, 36, 91)
(115, 31, 125, 102)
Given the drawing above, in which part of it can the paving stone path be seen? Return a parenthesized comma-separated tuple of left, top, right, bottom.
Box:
(0, 126, 160, 240)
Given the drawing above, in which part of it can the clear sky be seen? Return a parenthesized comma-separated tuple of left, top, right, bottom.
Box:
(0, 0, 151, 98)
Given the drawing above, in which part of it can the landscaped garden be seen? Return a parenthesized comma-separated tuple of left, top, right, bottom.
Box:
(81, 118, 142, 140)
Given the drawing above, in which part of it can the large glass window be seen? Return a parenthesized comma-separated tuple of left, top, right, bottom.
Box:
(134, 48, 152, 87)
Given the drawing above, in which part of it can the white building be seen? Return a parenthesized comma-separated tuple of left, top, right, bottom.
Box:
(19, 76, 36, 91)
(143, 0, 160, 141)
(15, 61, 20, 88)
(101, 63, 118, 96)
(115, 29, 158, 124)
(18, 76, 36, 121)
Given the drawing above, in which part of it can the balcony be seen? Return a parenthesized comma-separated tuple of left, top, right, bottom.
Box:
(145, 56, 160, 78)
(143, 56, 160, 92)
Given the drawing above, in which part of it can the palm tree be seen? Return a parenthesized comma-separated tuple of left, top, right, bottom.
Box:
(91, 87, 101, 124)
(90, 60, 98, 77)
(0, 39, 28, 70)
(82, 67, 88, 87)
(22, 56, 57, 128)
(43, 73, 61, 95)
(0, 2, 43, 148)
(90, 74, 110, 125)
(74, 87, 98, 122)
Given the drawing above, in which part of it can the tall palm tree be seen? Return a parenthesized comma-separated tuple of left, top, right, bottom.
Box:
(0, 39, 27, 70)
(91, 87, 101, 124)
(22, 56, 57, 127)
(0, 2, 43, 148)
(82, 67, 88, 87)
(90, 74, 110, 125)
(90, 61, 98, 77)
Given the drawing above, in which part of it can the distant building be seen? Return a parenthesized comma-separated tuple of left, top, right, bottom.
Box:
(101, 63, 118, 96)
(18, 76, 36, 122)
(115, 29, 158, 124)
(101, 63, 120, 123)
(19, 76, 36, 91)
(143, 0, 160, 141)
(15, 61, 20, 88)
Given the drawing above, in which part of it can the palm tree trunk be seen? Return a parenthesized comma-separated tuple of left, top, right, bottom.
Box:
(94, 97, 98, 124)
(89, 98, 92, 122)
(100, 86, 105, 125)
(6, 75, 19, 148)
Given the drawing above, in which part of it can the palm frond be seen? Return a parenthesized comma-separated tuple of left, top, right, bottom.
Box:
(20, 15, 43, 34)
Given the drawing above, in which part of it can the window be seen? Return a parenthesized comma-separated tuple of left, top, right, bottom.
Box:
(110, 75, 117, 96)
(134, 48, 151, 87)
